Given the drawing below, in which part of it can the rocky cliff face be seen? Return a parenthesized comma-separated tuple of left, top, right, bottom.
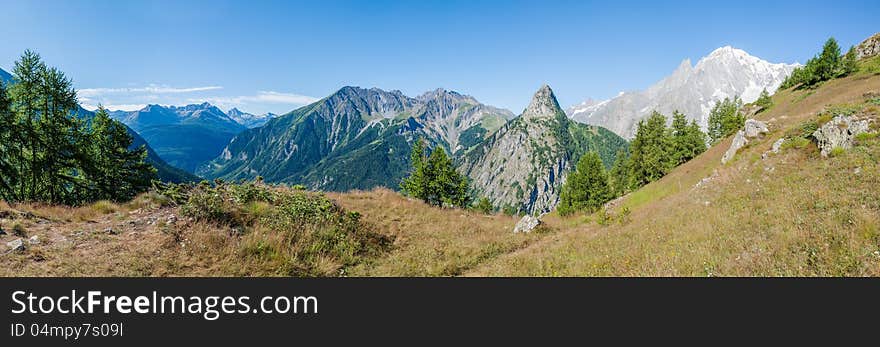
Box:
(568, 46, 798, 138)
(856, 32, 880, 60)
(463, 85, 627, 214)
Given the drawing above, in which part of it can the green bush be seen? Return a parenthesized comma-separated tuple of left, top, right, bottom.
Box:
(473, 197, 494, 214)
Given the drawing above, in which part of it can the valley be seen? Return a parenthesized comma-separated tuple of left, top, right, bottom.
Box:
(2, 59, 878, 276)
(1, 31, 878, 277)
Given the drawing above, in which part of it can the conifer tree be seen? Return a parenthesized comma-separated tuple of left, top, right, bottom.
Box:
(840, 46, 859, 76)
(85, 107, 156, 202)
(401, 139, 470, 208)
(608, 149, 630, 197)
(0, 81, 16, 201)
(814, 37, 841, 82)
(670, 111, 707, 166)
(558, 151, 611, 216)
(401, 137, 428, 200)
(37, 66, 82, 203)
(707, 97, 744, 143)
(755, 89, 773, 110)
(1, 50, 157, 205)
(628, 111, 674, 188)
(9, 50, 45, 201)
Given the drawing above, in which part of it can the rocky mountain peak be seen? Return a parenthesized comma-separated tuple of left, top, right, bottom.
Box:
(522, 84, 563, 120)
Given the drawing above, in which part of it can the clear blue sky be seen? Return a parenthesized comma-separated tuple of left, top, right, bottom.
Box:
(1, 0, 877, 114)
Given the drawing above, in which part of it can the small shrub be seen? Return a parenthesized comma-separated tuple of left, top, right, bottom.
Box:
(782, 137, 812, 150)
(854, 132, 878, 143)
(90, 200, 117, 214)
(828, 147, 846, 157)
(617, 207, 632, 225)
(166, 180, 391, 276)
(823, 103, 861, 118)
(798, 121, 819, 138)
(596, 209, 613, 226)
(181, 185, 236, 225)
(473, 197, 494, 214)
(11, 222, 26, 237)
(502, 205, 519, 216)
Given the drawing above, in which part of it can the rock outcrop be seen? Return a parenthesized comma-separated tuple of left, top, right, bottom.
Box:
(513, 215, 542, 233)
(856, 33, 880, 60)
(762, 138, 785, 159)
(722, 119, 769, 164)
(462, 85, 627, 214)
(812, 115, 873, 157)
(6, 239, 25, 253)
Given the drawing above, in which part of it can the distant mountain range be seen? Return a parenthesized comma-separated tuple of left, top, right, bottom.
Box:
(108, 103, 246, 173)
(567, 46, 798, 138)
(199, 85, 626, 213)
(227, 108, 278, 128)
(199, 87, 515, 191)
(0, 68, 11, 84)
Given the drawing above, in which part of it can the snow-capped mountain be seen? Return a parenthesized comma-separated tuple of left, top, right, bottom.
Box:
(227, 108, 278, 128)
(567, 46, 799, 138)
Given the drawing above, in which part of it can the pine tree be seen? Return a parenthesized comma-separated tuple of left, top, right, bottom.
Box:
(37, 66, 82, 204)
(401, 139, 470, 208)
(840, 46, 859, 76)
(1, 50, 157, 205)
(558, 151, 611, 216)
(85, 107, 156, 202)
(670, 111, 690, 165)
(608, 149, 630, 197)
(813, 37, 841, 83)
(628, 111, 674, 188)
(755, 89, 773, 110)
(401, 137, 428, 200)
(0, 81, 16, 201)
(9, 50, 45, 201)
(707, 97, 744, 143)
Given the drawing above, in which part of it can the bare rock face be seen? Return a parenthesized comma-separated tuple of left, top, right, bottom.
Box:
(812, 115, 872, 157)
(856, 32, 880, 60)
(6, 238, 25, 253)
(762, 138, 785, 159)
(722, 130, 748, 164)
(744, 119, 769, 138)
(513, 215, 542, 233)
(721, 119, 770, 164)
(722, 119, 769, 164)
(463, 85, 571, 214)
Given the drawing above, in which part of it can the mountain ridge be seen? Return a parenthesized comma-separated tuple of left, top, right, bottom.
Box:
(567, 46, 798, 138)
(199, 86, 516, 191)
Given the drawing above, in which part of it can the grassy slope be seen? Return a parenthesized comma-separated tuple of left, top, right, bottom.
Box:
(469, 65, 880, 276)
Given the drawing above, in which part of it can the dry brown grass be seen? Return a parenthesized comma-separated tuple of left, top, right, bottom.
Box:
(328, 189, 545, 276)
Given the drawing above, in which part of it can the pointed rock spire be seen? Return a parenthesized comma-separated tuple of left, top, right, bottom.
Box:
(522, 84, 564, 120)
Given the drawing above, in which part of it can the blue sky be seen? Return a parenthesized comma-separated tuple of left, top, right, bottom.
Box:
(1, 0, 877, 115)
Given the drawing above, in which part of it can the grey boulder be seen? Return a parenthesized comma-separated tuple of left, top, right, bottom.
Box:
(513, 215, 542, 233)
(812, 115, 872, 157)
